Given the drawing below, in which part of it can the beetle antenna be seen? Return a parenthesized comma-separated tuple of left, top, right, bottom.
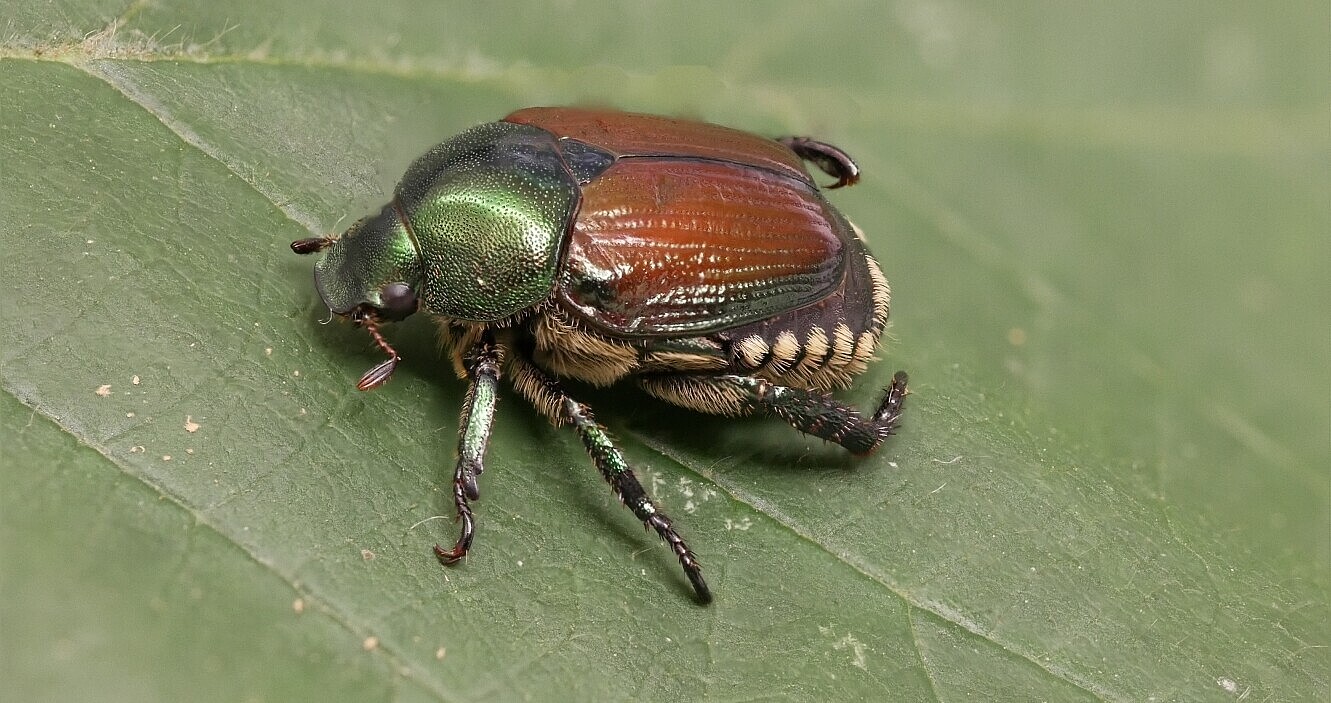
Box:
(291, 237, 336, 255)
(356, 317, 400, 391)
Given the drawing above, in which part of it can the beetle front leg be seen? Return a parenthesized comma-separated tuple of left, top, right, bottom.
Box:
(434, 336, 502, 565)
(508, 356, 712, 603)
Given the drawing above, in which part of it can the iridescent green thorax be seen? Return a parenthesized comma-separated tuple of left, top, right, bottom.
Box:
(314, 206, 421, 314)
(395, 121, 579, 322)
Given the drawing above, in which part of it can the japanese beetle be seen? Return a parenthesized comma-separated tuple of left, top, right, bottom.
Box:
(293, 107, 908, 604)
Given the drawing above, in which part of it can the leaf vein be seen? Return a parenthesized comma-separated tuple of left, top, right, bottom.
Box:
(634, 433, 1117, 701)
(0, 386, 462, 703)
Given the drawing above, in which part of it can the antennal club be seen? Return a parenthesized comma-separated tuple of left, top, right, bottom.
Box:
(291, 237, 336, 255)
(356, 316, 401, 391)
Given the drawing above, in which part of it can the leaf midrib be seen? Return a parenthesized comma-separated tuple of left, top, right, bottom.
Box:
(3, 387, 460, 703)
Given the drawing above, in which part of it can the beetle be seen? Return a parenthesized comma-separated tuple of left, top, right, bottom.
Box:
(292, 107, 908, 603)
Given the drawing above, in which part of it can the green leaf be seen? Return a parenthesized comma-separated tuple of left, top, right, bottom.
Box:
(3, 2, 1326, 701)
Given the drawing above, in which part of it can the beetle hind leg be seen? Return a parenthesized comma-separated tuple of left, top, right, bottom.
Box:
(642, 371, 909, 456)
(778, 136, 860, 189)
(873, 371, 910, 429)
(508, 355, 712, 603)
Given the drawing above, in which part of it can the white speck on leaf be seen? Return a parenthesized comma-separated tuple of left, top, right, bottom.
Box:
(407, 515, 448, 532)
(95, 384, 112, 397)
(677, 477, 694, 498)
(184, 416, 201, 433)
(362, 636, 379, 651)
(819, 625, 869, 670)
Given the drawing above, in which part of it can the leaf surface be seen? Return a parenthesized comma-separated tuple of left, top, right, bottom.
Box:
(3, 2, 1327, 701)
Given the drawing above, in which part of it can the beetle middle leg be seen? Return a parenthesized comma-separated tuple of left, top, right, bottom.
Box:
(434, 334, 502, 564)
(640, 371, 909, 456)
(507, 354, 712, 603)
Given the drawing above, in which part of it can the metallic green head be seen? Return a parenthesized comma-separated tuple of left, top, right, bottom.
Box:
(294, 121, 578, 329)
(291, 122, 582, 393)
(301, 205, 423, 322)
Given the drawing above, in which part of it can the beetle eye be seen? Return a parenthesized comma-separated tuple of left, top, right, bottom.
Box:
(377, 282, 418, 321)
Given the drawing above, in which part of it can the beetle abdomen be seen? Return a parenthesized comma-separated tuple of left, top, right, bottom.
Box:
(557, 159, 849, 336)
(722, 212, 890, 391)
(719, 240, 890, 392)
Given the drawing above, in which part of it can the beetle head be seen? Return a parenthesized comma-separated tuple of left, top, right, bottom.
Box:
(293, 204, 424, 323)
(292, 204, 423, 390)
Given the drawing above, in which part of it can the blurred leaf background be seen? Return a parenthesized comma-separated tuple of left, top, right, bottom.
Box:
(1, 1, 1326, 701)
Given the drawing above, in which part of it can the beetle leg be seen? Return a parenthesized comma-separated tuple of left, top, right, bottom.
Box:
(647, 371, 909, 456)
(778, 136, 860, 189)
(507, 355, 712, 603)
(434, 335, 502, 565)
